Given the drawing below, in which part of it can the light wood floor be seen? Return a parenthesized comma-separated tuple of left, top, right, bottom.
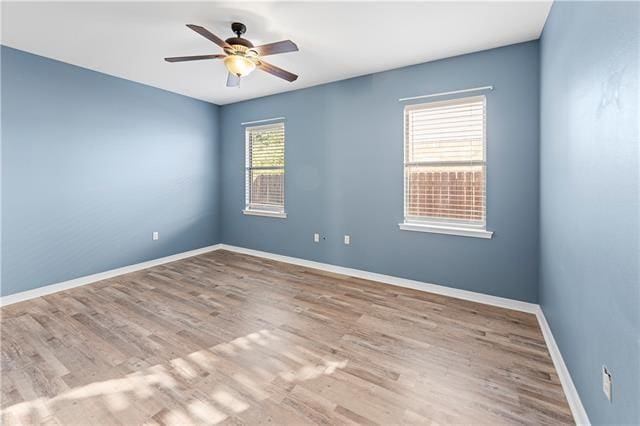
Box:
(1, 250, 573, 425)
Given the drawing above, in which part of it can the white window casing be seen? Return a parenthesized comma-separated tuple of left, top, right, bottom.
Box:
(244, 122, 286, 218)
(400, 95, 492, 238)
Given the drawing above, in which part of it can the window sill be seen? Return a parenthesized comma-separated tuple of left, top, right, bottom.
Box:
(242, 209, 287, 219)
(398, 222, 493, 239)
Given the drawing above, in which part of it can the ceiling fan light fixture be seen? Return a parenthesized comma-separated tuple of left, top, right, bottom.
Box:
(224, 54, 255, 77)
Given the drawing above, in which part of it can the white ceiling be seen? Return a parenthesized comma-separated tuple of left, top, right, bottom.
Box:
(1, 1, 552, 105)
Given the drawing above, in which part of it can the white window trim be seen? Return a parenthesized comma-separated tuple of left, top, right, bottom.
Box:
(243, 201, 286, 218)
(242, 209, 287, 219)
(244, 121, 286, 219)
(401, 95, 491, 238)
(398, 222, 493, 239)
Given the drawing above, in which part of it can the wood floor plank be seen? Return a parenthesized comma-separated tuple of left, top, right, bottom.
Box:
(1, 250, 573, 425)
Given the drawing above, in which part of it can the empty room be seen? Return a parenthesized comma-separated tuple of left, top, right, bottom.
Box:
(1, 1, 638, 425)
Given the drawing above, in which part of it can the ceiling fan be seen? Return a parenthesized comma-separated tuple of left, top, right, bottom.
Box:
(165, 22, 298, 87)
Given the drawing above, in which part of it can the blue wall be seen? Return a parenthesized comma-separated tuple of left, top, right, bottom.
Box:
(540, 2, 639, 424)
(220, 41, 540, 303)
(1, 46, 221, 296)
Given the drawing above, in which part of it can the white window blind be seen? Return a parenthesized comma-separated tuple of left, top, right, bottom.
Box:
(245, 122, 285, 214)
(404, 95, 486, 228)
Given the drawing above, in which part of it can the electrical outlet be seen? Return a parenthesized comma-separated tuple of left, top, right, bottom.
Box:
(314, 233, 320, 243)
(602, 365, 612, 402)
(344, 235, 350, 245)
(152, 231, 159, 241)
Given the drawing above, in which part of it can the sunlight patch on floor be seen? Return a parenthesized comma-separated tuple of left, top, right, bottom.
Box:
(1, 328, 348, 425)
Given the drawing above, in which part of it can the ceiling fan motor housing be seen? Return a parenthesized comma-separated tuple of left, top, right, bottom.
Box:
(225, 37, 254, 49)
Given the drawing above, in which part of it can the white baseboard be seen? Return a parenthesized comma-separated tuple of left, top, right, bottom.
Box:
(0, 241, 588, 425)
(218, 244, 539, 314)
(535, 306, 591, 425)
(0, 244, 222, 307)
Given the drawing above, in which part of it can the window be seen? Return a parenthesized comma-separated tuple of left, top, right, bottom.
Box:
(400, 95, 492, 238)
(243, 122, 286, 218)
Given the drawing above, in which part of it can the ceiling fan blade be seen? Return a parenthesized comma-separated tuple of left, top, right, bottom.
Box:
(165, 54, 225, 63)
(186, 24, 231, 50)
(226, 72, 240, 88)
(253, 40, 298, 56)
(257, 61, 298, 82)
